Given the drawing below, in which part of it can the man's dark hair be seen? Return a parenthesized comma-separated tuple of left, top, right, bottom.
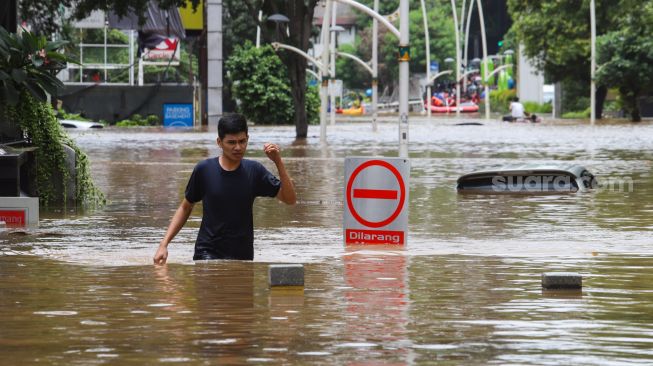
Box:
(513, 97, 520, 102)
(218, 114, 248, 139)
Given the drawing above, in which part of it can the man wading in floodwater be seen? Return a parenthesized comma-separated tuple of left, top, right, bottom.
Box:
(153, 114, 296, 264)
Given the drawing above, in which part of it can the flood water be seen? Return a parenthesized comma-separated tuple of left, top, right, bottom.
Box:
(2, 117, 653, 364)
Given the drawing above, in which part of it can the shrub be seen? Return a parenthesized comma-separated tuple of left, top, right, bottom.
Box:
(1, 27, 103, 207)
(523, 101, 553, 114)
(56, 108, 91, 121)
(146, 114, 160, 125)
(489, 89, 517, 113)
(306, 85, 320, 125)
(225, 41, 294, 124)
(562, 108, 591, 119)
(116, 114, 159, 127)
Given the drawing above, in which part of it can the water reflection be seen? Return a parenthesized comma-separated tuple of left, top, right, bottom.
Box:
(343, 248, 411, 364)
(2, 119, 653, 363)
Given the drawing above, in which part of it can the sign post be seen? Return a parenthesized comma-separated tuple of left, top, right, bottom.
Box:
(344, 157, 410, 246)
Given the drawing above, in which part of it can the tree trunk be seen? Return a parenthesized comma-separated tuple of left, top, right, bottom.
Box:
(288, 59, 308, 137)
(595, 85, 607, 119)
(631, 94, 641, 122)
(277, 0, 316, 138)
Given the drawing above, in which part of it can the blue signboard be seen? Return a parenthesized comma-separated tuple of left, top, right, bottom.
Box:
(163, 104, 193, 127)
(430, 61, 439, 73)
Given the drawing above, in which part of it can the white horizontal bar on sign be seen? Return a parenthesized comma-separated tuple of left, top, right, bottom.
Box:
(66, 64, 131, 69)
(78, 43, 131, 48)
(141, 61, 181, 66)
(63, 82, 133, 86)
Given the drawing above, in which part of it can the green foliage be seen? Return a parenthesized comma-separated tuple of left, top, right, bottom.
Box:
(489, 89, 516, 113)
(225, 42, 294, 124)
(0, 26, 71, 105)
(562, 108, 591, 119)
(561, 78, 589, 113)
(507, 0, 651, 121)
(0, 27, 102, 206)
(595, 2, 653, 122)
(506, 0, 620, 83)
(146, 114, 160, 125)
(336, 43, 370, 90)
(376, 4, 456, 84)
(6, 92, 105, 207)
(305, 85, 320, 125)
(57, 108, 91, 122)
(523, 101, 552, 114)
(116, 113, 160, 127)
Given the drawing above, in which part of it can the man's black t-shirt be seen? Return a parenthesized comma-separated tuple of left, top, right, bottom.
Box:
(185, 158, 281, 260)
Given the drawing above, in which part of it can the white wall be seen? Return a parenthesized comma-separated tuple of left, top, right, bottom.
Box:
(517, 43, 544, 104)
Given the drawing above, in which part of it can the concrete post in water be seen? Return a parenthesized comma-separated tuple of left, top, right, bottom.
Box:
(269, 264, 304, 287)
(207, 0, 224, 130)
(320, 0, 332, 142)
(371, 0, 379, 132)
(542, 272, 582, 289)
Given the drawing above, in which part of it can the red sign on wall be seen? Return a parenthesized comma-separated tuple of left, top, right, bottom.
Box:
(0, 210, 26, 226)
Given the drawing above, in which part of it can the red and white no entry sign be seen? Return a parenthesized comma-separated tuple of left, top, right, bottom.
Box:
(344, 157, 410, 246)
(346, 160, 406, 228)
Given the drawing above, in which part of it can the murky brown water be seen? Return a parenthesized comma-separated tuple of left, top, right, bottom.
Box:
(1, 117, 653, 364)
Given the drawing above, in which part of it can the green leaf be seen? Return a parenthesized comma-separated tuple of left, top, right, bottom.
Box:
(11, 68, 27, 83)
(24, 80, 47, 102)
(31, 55, 44, 67)
(45, 40, 69, 52)
(3, 81, 19, 105)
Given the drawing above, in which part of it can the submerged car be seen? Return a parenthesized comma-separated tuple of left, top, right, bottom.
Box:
(457, 164, 598, 194)
(59, 120, 104, 129)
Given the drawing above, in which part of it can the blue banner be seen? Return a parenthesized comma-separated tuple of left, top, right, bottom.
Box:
(163, 104, 193, 127)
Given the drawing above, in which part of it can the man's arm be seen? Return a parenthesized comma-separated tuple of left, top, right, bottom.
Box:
(264, 143, 296, 205)
(153, 198, 195, 264)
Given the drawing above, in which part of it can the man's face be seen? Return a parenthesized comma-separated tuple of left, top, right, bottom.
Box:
(218, 132, 248, 161)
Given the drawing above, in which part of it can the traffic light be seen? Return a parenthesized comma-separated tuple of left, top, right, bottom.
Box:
(498, 40, 504, 48)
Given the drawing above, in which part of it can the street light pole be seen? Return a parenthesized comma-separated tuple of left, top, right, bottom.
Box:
(255, 10, 262, 48)
(463, 0, 474, 93)
(398, 0, 409, 158)
(329, 2, 338, 126)
(451, 0, 461, 118)
(420, 0, 431, 119)
(590, 0, 596, 125)
(372, 0, 379, 132)
(476, 0, 489, 121)
(332, 0, 404, 155)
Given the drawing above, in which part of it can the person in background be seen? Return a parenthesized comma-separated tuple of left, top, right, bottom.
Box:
(503, 96, 525, 122)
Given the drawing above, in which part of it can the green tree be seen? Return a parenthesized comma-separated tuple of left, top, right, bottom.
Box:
(0, 27, 103, 206)
(595, 2, 653, 122)
(225, 41, 294, 124)
(335, 43, 370, 91)
(354, 0, 455, 91)
(506, 0, 644, 119)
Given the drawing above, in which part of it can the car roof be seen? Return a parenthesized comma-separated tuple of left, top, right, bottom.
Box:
(457, 164, 588, 182)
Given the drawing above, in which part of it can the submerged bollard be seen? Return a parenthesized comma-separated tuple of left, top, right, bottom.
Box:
(268, 264, 304, 288)
(542, 272, 582, 289)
